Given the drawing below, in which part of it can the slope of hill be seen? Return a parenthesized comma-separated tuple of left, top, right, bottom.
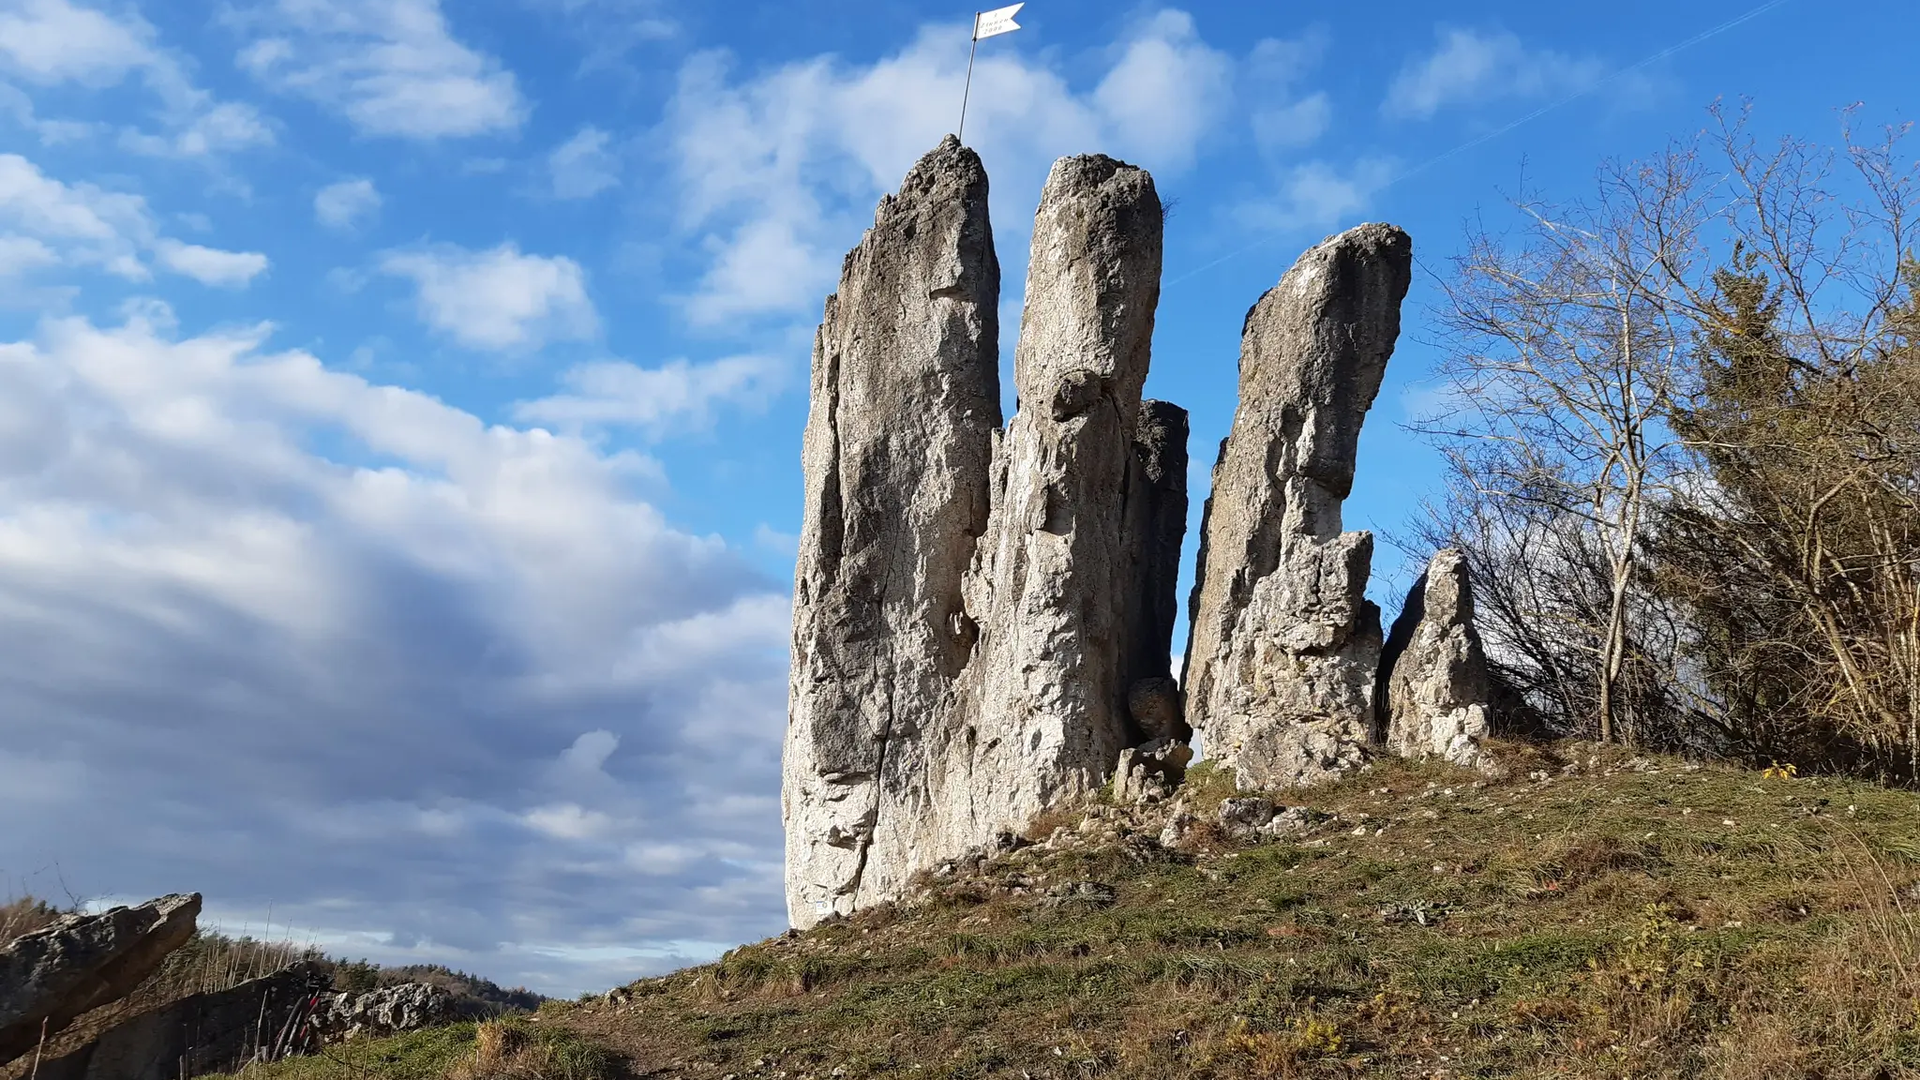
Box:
(224, 741, 1920, 1078)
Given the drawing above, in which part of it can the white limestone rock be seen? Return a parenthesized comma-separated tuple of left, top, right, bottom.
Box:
(1380, 548, 1493, 768)
(952, 151, 1170, 863)
(782, 136, 1002, 928)
(1181, 223, 1413, 791)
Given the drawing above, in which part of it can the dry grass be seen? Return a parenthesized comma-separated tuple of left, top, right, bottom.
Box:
(187, 1020, 617, 1080)
(546, 742, 1920, 1078)
(0, 896, 69, 942)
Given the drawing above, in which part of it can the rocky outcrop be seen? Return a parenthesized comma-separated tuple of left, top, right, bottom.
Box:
(1113, 738, 1193, 804)
(314, 983, 454, 1042)
(0, 894, 200, 1065)
(1182, 223, 1413, 791)
(1379, 549, 1492, 767)
(28, 962, 328, 1080)
(783, 144, 1183, 927)
(954, 151, 1168, 849)
(782, 136, 1003, 928)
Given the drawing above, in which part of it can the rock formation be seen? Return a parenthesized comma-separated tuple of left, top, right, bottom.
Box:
(314, 982, 454, 1042)
(0, 893, 200, 1065)
(1182, 223, 1413, 791)
(28, 962, 328, 1080)
(783, 143, 1182, 927)
(1113, 739, 1192, 804)
(1379, 548, 1492, 766)
(782, 136, 1003, 928)
(953, 152, 1168, 842)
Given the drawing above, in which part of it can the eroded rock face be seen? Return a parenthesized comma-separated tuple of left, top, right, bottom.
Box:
(1182, 222, 1412, 791)
(783, 146, 1184, 928)
(0, 893, 201, 1065)
(315, 983, 454, 1043)
(29, 962, 327, 1080)
(782, 136, 1002, 928)
(1113, 738, 1193, 804)
(955, 152, 1168, 839)
(1380, 548, 1492, 767)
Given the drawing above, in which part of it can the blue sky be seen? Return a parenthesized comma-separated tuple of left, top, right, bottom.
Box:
(0, 0, 1908, 996)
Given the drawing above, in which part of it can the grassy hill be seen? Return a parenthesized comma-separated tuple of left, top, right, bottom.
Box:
(231, 740, 1920, 1078)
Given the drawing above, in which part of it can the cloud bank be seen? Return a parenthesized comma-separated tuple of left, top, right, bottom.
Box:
(0, 310, 790, 994)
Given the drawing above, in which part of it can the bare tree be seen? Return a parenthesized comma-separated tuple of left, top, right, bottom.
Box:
(1413, 151, 1710, 742)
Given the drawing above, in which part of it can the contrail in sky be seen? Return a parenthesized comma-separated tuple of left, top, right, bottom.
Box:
(1165, 0, 1796, 287)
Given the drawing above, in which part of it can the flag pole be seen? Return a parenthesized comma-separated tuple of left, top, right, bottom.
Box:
(958, 15, 979, 143)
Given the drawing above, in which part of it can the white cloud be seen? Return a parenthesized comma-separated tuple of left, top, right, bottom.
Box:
(1384, 27, 1608, 120)
(235, 0, 526, 139)
(523, 0, 674, 72)
(380, 242, 598, 351)
(1245, 31, 1332, 154)
(0, 311, 791, 994)
(548, 126, 619, 199)
(126, 101, 274, 158)
(1092, 11, 1232, 173)
(559, 729, 619, 773)
(523, 803, 616, 841)
(0, 153, 264, 286)
(0, 151, 153, 278)
(0, 235, 58, 277)
(0, 0, 150, 85)
(154, 239, 269, 288)
(314, 177, 380, 230)
(515, 355, 783, 435)
(1238, 157, 1397, 234)
(0, 0, 272, 156)
(665, 9, 1237, 325)
(752, 524, 796, 558)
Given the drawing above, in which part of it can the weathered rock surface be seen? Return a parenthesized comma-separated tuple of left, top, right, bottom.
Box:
(1379, 548, 1492, 767)
(0, 894, 200, 1065)
(29, 962, 326, 1080)
(1113, 738, 1193, 804)
(314, 982, 454, 1042)
(955, 151, 1169, 848)
(782, 136, 1003, 928)
(783, 144, 1185, 927)
(1182, 222, 1413, 791)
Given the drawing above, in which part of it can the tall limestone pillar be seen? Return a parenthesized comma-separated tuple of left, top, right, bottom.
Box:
(782, 137, 1002, 928)
(951, 154, 1169, 845)
(783, 145, 1185, 928)
(1182, 223, 1413, 791)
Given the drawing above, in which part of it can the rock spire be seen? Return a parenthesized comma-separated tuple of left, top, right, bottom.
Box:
(1378, 548, 1492, 767)
(1182, 222, 1413, 791)
(782, 136, 1003, 928)
(782, 143, 1184, 927)
(953, 151, 1170, 843)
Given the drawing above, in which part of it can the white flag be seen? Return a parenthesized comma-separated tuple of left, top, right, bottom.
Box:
(973, 3, 1023, 41)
